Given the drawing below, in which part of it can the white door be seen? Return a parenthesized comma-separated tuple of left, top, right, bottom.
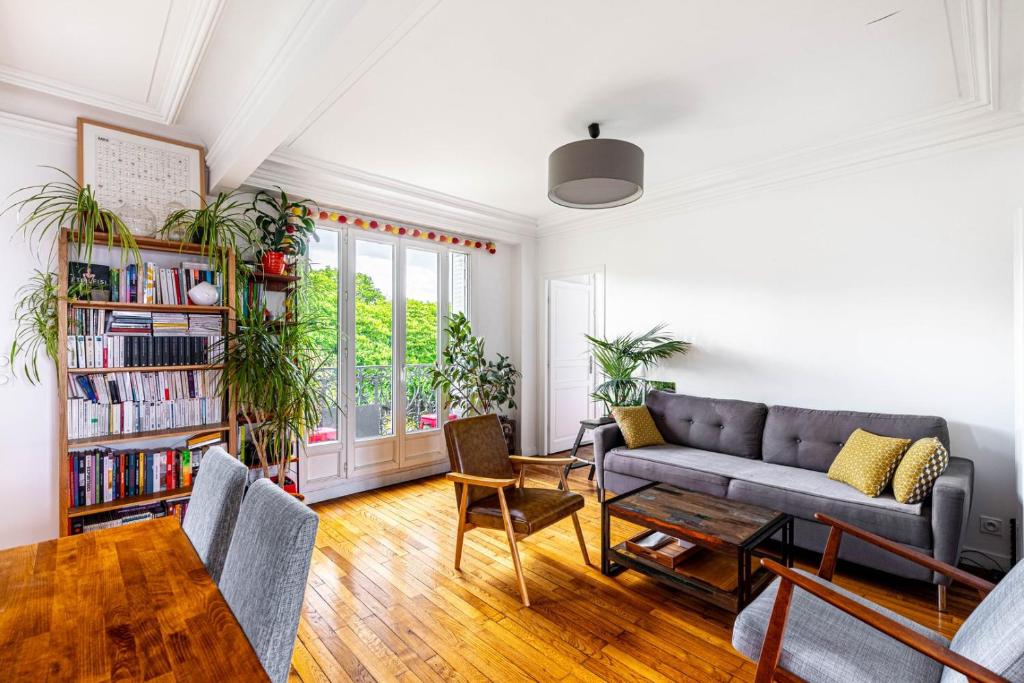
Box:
(547, 276, 595, 453)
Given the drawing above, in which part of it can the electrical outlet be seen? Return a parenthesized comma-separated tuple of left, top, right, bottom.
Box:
(980, 516, 1003, 536)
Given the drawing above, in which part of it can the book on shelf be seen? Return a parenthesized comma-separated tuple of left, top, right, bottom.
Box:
(66, 369, 223, 439)
(68, 498, 191, 535)
(69, 261, 224, 306)
(68, 446, 199, 508)
(68, 309, 222, 369)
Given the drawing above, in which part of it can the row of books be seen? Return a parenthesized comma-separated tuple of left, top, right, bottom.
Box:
(70, 369, 222, 405)
(67, 399, 224, 439)
(69, 499, 190, 535)
(68, 447, 198, 508)
(68, 335, 221, 369)
(70, 261, 224, 306)
(73, 309, 225, 337)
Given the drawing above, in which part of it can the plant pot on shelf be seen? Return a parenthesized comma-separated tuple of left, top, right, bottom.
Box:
(261, 250, 286, 275)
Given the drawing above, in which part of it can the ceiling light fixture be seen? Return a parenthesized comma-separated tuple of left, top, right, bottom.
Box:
(547, 122, 644, 209)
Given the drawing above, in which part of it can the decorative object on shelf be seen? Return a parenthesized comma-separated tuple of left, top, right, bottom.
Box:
(585, 324, 689, 413)
(3, 167, 141, 267)
(188, 281, 220, 306)
(78, 118, 205, 237)
(250, 187, 319, 274)
(307, 207, 498, 254)
(214, 311, 336, 488)
(160, 190, 254, 278)
(548, 122, 644, 209)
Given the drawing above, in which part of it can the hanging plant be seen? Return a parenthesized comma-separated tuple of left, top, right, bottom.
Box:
(3, 167, 140, 268)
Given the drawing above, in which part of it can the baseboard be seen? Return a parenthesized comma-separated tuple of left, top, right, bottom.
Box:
(301, 462, 450, 504)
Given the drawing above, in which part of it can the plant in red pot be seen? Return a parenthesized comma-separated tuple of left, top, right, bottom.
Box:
(249, 187, 319, 274)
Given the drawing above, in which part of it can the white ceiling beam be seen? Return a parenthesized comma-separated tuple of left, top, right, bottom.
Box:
(197, 0, 440, 191)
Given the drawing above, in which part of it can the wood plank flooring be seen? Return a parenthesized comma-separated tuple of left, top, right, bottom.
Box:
(291, 449, 979, 682)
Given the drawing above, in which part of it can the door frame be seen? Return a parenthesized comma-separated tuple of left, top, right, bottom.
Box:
(541, 265, 605, 455)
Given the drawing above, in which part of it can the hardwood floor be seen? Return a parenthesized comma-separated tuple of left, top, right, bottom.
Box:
(291, 449, 979, 682)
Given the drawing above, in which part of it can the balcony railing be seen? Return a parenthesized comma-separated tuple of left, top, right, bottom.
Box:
(310, 363, 440, 441)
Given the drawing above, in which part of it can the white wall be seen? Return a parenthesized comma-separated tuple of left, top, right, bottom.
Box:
(0, 117, 76, 548)
(536, 141, 1024, 559)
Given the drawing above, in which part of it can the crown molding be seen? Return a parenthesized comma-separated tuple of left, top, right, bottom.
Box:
(248, 149, 538, 244)
(0, 110, 75, 143)
(0, 0, 223, 125)
(537, 0, 1020, 238)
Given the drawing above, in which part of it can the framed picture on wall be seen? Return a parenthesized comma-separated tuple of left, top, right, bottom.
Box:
(77, 118, 206, 236)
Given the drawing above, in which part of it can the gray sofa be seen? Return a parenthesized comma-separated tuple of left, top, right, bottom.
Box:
(594, 391, 973, 598)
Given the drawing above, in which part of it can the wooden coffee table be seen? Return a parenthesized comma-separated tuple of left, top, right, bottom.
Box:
(601, 482, 794, 612)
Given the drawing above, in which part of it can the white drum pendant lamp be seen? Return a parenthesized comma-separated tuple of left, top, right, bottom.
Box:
(548, 123, 644, 209)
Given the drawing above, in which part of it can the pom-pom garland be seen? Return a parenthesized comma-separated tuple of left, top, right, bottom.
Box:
(303, 207, 496, 254)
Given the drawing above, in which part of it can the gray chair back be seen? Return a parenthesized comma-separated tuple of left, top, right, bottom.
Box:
(181, 446, 248, 583)
(219, 478, 319, 683)
(941, 559, 1024, 682)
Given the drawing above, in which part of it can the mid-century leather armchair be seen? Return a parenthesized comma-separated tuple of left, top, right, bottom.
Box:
(443, 414, 589, 606)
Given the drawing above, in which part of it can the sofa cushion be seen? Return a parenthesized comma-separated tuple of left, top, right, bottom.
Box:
(826, 428, 911, 497)
(762, 405, 949, 473)
(645, 391, 768, 459)
(893, 437, 950, 504)
(604, 445, 734, 498)
(611, 405, 666, 449)
(733, 569, 948, 683)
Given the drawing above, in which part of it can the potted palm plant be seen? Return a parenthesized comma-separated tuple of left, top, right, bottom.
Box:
(585, 324, 689, 414)
(249, 187, 318, 275)
(430, 312, 521, 451)
(213, 310, 337, 488)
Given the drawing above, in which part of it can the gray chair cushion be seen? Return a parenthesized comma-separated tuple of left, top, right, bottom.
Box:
(762, 405, 949, 472)
(733, 569, 948, 683)
(941, 559, 1024, 682)
(646, 391, 767, 459)
(181, 446, 248, 583)
(219, 478, 319, 683)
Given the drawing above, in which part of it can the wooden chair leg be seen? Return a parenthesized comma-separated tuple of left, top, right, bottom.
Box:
(937, 584, 947, 612)
(497, 487, 530, 607)
(454, 483, 470, 571)
(571, 512, 590, 566)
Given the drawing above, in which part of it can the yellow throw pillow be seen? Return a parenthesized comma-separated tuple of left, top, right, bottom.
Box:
(827, 428, 911, 497)
(892, 437, 949, 504)
(611, 406, 666, 449)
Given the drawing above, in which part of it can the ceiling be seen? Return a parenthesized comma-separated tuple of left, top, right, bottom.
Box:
(0, 0, 1021, 237)
(285, 0, 963, 218)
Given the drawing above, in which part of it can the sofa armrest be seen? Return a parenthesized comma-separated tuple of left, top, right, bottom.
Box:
(930, 456, 974, 585)
(592, 422, 624, 490)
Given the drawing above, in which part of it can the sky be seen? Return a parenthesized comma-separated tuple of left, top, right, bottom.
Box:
(307, 228, 439, 302)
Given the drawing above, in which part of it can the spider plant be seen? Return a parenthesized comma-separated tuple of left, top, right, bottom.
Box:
(585, 324, 689, 413)
(212, 310, 338, 486)
(160, 190, 255, 279)
(9, 270, 88, 384)
(3, 167, 140, 268)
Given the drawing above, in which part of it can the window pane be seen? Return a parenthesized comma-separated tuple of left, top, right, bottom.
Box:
(302, 229, 339, 445)
(405, 249, 438, 433)
(449, 251, 469, 316)
(355, 240, 394, 439)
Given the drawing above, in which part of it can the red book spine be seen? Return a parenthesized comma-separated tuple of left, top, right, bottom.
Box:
(173, 269, 182, 304)
(165, 450, 173, 490)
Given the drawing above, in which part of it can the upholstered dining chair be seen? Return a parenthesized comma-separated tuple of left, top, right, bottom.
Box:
(219, 478, 319, 683)
(732, 513, 1021, 683)
(443, 414, 589, 607)
(181, 446, 248, 583)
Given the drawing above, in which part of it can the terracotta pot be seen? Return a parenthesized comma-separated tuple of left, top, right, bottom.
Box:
(261, 251, 286, 274)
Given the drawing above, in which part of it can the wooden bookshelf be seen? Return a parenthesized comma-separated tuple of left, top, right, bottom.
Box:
(57, 229, 238, 536)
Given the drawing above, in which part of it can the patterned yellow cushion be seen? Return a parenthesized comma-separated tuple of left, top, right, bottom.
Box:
(827, 428, 911, 497)
(892, 437, 949, 504)
(611, 406, 665, 449)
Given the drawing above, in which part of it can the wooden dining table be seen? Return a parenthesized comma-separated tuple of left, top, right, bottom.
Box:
(0, 516, 268, 681)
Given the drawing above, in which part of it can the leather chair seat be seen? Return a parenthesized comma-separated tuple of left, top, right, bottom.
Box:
(467, 488, 585, 535)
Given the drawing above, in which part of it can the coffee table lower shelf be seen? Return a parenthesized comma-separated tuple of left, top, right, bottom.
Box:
(605, 542, 778, 613)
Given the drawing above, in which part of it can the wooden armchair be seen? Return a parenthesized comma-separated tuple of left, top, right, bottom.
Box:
(733, 513, 1015, 683)
(443, 414, 589, 606)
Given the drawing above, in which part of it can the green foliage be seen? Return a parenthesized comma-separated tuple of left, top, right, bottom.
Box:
(585, 324, 690, 412)
(249, 187, 318, 257)
(2, 166, 140, 267)
(160, 190, 254, 279)
(430, 312, 520, 416)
